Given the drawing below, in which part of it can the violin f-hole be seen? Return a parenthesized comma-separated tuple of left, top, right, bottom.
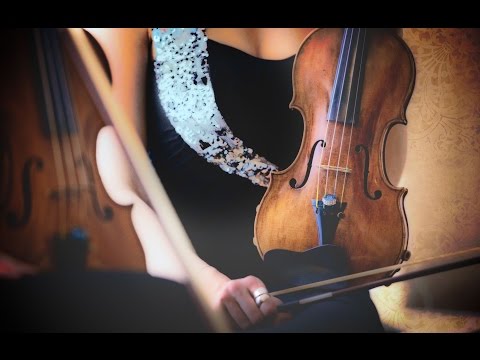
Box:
(79, 154, 113, 221)
(290, 139, 326, 189)
(6, 156, 44, 227)
(0, 138, 13, 209)
(355, 144, 382, 200)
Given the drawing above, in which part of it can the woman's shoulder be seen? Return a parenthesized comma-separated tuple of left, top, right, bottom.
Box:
(82, 28, 151, 78)
(83, 28, 150, 54)
(81, 29, 152, 140)
(83, 28, 149, 40)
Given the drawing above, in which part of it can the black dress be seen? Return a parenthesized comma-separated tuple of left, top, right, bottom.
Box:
(146, 39, 384, 332)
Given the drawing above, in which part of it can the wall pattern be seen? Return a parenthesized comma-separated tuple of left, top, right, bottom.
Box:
(371, 28, 480, 332)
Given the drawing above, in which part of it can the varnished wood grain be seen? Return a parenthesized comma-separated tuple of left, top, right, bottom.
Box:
(0, 29, 146, 271)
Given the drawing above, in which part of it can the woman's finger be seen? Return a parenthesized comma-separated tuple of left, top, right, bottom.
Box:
(236, 286, 265, 325)
(258, 295, 279, 318)
(222, 296, 251, 330)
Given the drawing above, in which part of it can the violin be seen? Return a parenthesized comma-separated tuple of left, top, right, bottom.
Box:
(255, 28, 415, 282)
(0, 28, 146, 271)
(0, 28, 229, 331)
(252, 28, 480, 311)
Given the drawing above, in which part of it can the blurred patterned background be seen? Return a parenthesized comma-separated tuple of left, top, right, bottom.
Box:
(371, 28, 480, 332)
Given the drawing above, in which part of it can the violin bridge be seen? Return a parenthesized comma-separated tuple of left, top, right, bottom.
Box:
(318, 165, 352, 173)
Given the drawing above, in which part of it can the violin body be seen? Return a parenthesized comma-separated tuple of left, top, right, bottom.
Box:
(255, 29, 414, 280)
(0, 29, 145, 271)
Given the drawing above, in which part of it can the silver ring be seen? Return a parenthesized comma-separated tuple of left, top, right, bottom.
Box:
(252, 287, 268, 299)
(255, 293, 271, 307)
(252, 287, 270, 307)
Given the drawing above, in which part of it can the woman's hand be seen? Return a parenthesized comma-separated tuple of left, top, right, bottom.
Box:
(203, 269, 288, 330)
(0, 253, 37, 279)
(216, 275, 279, 330)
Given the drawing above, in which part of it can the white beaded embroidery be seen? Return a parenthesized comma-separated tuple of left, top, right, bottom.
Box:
(151, 28, 278, 187)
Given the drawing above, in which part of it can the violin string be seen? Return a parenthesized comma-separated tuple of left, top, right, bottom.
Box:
(340, 29, 367, 204)
(314, 30, 347, 207)
(55, 30, 91, 223)
(324, 29, 353, 199)
(333, 28, 360, 196)
(47, 29, 78, 233)
(35, 29, 67, 235)
(48, 29, 82, 228)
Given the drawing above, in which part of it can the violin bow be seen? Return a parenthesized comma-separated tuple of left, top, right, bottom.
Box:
(274, 247, 480, 311)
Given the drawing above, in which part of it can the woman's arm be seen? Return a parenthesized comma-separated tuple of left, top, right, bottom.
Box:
(86, 28, 281, 330)
(85, 28, 193, 282)
(84, 28, 148, 142)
